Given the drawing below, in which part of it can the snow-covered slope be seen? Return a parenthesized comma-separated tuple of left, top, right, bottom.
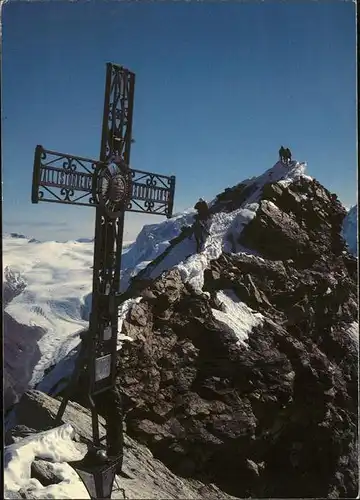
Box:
(4, 424, 88, 499)
(4, 160, 311, 398)
(342, 204, 358, 256)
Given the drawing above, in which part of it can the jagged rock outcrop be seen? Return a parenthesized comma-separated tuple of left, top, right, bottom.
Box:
(3, 266, 27, 307)
(91, 176, 358, 499)
(8, 390, 235, 500)
(239, 177, 347, 265)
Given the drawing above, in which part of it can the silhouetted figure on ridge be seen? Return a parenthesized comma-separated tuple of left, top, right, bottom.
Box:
(194, 198, 210, 221)
(279, 146, 286, 163)
(285, 147, 292, 164)
(193, 198, 211, 253)
(279, 146, 292, 165)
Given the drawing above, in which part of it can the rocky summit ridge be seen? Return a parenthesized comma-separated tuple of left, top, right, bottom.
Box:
(6, 160, 359, 499)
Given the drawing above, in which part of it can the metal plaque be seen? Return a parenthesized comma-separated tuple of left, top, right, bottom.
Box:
(103, 326, 112, 341)
(95, 354, 112, 382)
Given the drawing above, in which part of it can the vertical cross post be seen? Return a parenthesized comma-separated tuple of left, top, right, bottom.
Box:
(87, 64, 136, 449)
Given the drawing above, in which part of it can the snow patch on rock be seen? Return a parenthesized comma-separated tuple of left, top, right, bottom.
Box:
(212, 289, 265, 346)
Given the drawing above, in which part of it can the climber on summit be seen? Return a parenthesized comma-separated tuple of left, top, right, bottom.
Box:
(279, 146, 292, 165)
(285, 148, 292, 164)
(193, 198, 211, 253)
(279, 146, 286, 163)
(194, 198, 211, 221)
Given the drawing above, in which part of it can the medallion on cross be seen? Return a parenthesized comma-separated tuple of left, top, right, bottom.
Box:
(93, 160, 132, 218)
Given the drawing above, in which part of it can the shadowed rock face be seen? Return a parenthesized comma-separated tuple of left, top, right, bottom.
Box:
(93, 177, 358, 499)
(3, 266, 27, 307)
(239, 177, 347, 265)
(4, 312, 45, 411)
(3, 267, 45, 411)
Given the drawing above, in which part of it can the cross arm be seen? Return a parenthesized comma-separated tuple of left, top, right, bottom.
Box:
(31, 145, 176, 218)
(31, 145, 101, 207)
(126, 168, 176, 218)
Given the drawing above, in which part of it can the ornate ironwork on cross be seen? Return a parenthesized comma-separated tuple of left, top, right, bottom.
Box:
(31, 63, 176, 499)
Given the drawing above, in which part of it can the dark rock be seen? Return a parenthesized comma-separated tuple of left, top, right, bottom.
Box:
(239, 178, 348, 267)
(3, 267, 27, 307)
(239, 199, 311, 262)
(4, 312, 45, 410)
(18, 489, 37, 499)
(31, 459, 63, 487)
(212, 182, 258, 213)
(4, 491, 24, 499)
(5, 425, 37, 446)
(10, 233, 28, 239)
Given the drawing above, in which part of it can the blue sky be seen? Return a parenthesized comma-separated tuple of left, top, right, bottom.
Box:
(2, 1, 357, 242)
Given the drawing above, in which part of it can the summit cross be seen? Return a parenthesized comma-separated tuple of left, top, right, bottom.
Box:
(31, 63, 176, 480)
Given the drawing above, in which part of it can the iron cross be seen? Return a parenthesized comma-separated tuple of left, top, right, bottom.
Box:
(31, 63, 176, 464)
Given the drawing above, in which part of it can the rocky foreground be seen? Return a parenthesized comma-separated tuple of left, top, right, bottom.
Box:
(6, 391, 234, 499)
(6, 165, 359, 498)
